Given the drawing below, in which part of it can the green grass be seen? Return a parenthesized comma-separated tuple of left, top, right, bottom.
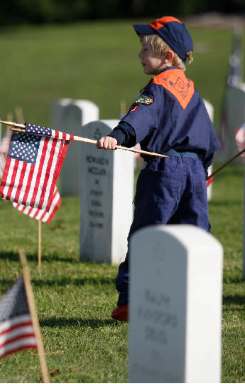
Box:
(0, 21, 243, 129)
(0, 196, 127, 382)
(0, 164, 244, 382)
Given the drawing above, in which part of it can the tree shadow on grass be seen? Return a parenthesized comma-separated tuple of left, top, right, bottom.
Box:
(223, 275, 245, 284)
(0, 250, 31, 262)
(0, 276, 115, 289)
(0, 250, 78, 263)
(33, 277, 114, 287)
(40, 317, 119, 328)
(223, 294, 245, 307)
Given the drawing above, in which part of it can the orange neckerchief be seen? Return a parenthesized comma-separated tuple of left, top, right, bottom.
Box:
(152, 69, 194, 109)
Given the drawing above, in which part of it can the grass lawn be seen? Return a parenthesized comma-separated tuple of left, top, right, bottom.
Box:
(0, 21, 244, 382)
(0, 164, 244, 382)
(0, 21, 241, 129)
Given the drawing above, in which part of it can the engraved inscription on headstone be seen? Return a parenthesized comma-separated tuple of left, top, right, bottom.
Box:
(129, 225, 223, 383)
(52, 99, 99, 195)
(80, 120, 134, 264)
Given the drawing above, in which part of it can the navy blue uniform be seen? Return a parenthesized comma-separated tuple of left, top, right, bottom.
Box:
(110, 67, 220, 306)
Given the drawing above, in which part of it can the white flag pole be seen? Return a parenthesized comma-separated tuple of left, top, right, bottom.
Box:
(0, 120, 167, 159)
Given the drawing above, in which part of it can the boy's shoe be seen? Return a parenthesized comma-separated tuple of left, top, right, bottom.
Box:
(111, 304, 128, 321)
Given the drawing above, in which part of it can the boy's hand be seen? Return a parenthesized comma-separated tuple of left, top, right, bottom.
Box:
(97, 136, 118, 150)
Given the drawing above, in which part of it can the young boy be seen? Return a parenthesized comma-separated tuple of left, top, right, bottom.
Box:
(97, 16, 220, 321)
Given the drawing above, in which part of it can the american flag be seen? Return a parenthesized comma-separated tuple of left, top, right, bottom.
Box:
(0, 277, 37, 358)
(0, 122, 73, 211)
(13, 185, 61, 223)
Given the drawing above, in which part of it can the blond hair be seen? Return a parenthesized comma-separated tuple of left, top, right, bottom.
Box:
(141, 35, 193, 71)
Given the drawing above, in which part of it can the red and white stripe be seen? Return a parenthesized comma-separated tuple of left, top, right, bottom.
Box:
(13, 186, 61, 223)
(0, 314, 37, 358)
(0, 130, 70, 211)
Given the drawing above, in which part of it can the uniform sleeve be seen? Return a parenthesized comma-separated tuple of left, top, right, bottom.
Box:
(120, 84, 161, 143)
(108, 121, 136, 147)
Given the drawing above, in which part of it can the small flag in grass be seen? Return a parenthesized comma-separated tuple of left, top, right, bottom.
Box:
(0, 277, 37, 358)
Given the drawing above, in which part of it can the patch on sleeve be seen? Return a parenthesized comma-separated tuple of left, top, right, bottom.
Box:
(135, 94, 154, 105)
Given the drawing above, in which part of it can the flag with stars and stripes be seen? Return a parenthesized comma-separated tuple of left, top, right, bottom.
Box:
(13, 185, 61, 223)
(0, 122, 73, 213)
(0, 277, 37, 358)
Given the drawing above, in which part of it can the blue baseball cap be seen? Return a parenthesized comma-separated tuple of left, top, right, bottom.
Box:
(133, 16, 193, 62)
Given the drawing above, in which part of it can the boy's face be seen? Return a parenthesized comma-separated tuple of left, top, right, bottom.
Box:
(138, 41, 166, 75)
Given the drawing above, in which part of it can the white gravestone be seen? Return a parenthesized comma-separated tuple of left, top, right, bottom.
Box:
(80, 120, 134, 264)
(52, 99, 99, 195)
(129, 225, 223, 383)
(204, 99, 214, 201)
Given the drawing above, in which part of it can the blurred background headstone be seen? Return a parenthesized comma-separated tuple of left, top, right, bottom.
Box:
(52, 99, 99, 195)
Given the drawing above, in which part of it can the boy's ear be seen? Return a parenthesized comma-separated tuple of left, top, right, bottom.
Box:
(165, 50, 175, 63)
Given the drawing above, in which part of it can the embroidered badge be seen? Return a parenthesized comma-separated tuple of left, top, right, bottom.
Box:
(135, 94, 154, 105)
